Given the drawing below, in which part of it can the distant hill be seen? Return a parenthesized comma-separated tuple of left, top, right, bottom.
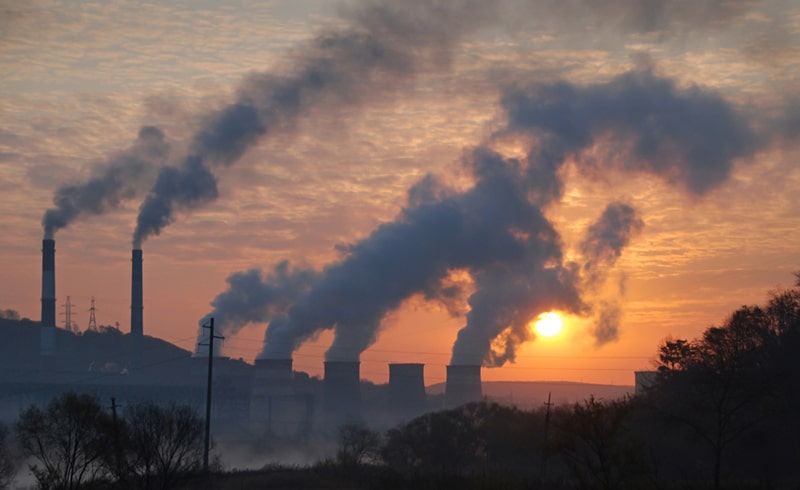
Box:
(427, 380, 634, 409)
(0, 316, 251, 387)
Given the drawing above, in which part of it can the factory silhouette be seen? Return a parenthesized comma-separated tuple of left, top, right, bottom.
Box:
(24, 238, 487, 436)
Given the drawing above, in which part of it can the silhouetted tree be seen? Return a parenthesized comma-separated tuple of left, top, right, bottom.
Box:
(336, 424, 381, 466)
(656, 337, 694, 373)
(652, 306, 773, 489)
(552, 396, 648, 489)
(120, 401, 204, 490)
(15, 392, 113, 490)
(382, 404, 485, 473)
(382, 402, 540, 476)
(0, 423, 17, 489)
(0, 309, 19, 320)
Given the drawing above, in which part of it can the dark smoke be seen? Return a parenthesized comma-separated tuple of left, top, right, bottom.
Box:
(196, 261, 319, 356)
(258, 68, 762, 367)
(593, 300, 623, 346)
(501, 68, 759, 196)
(579, 203, 644, 346)
(581, 202, 644, 289)
(261, 146, 585, 362)
(42, 127, 168, 239)
(132, 156, 217, 248)
(132, 0, 499, 246)
(41, 0, 775, 240)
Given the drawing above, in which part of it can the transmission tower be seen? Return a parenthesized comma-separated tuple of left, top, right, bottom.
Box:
(88, 296, 98, 331)
(61, 296, 77, 332)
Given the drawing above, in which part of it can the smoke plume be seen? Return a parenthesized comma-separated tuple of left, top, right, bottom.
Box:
(42, 127, 168, 239)
(579, 203, 644, 345)
(257, 67, 761, 366)
(581, 202, 644, 289)
(132, 0, 500, 247)
(41, 0, 775, 241)
(196, 261, 319, 356)
(501, 68, 759, 196)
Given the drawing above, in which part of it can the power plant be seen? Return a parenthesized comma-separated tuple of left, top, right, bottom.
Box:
(27, 238, 485, 436)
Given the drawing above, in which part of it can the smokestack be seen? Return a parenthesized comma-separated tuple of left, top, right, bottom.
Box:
(445, 364, 482, 409)
(323, 361, 361, 428)
(40, 239, 56, 357)
(131, 249, 143, 369)
(250, 358, 311, 436)
(388, 363, 427, 418)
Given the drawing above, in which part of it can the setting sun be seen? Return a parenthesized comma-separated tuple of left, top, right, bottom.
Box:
(533, 312, 563, 338)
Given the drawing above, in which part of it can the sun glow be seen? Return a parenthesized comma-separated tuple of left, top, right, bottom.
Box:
(533, 311, 563, 338)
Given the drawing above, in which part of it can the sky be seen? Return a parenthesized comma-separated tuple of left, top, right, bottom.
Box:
(1, 0, 799, 387)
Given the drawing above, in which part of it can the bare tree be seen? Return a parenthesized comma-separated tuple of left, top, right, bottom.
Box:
(122, 401, 204, 489)
(553, 396, 648, 490)
(15, 392, 112, 490)
(652, 307, 772, 489)
(336, 424, 381, 466)
(0, 423, 17, 489)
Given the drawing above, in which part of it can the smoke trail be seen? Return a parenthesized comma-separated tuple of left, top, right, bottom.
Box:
(134, 0, 767, 246)
(260, 145, 585, 361)
(501, 68, 759, 195)
(579, 202, 644, 345)
(593, 300, 623, 346)
(131, 0, 500, 246)
(41, 0, 772, 240)
(450, 71, 758, 363)
(42, 127, 168, 239)
(582, 202, 644, 288)
(257, 68, 762, 366)
(196, 261, 319, 356)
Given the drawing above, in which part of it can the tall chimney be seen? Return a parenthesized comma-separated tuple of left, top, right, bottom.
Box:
(388, 363, 427, 418)
(130, 249, 143, 369)
(323, 361, 361, 428)
(250, 359, 310, 436)
(40, 239, 56, 356)
(445, 364, 482, 408)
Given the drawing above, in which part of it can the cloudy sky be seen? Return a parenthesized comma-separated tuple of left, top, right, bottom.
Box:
(2, 0, 798, 386)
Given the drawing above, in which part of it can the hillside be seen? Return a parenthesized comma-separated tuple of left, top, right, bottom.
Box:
(0, 316, 251, 387)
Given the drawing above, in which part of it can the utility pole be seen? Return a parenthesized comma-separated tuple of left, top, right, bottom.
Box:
(199, 317, 223, 474)
(110, 397, 124, 483)
(539, 391, 553, 483)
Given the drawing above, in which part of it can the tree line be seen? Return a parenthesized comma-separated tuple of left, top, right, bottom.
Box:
(1, 394, 204, 490)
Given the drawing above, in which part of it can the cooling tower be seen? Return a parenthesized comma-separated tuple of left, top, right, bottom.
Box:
(388, 363, 427, 417)
(445, 364, 482, 408)
(40, 239, 56, 356)
(130, 249, 143, 369)
(250, 358, 312, 436)
(323, 361, 361, 428)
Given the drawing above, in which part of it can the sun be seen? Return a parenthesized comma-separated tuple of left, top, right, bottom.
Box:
(533, 311, 563, 338)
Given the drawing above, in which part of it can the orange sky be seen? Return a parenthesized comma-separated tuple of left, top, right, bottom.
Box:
(1, 0, 799, 386)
